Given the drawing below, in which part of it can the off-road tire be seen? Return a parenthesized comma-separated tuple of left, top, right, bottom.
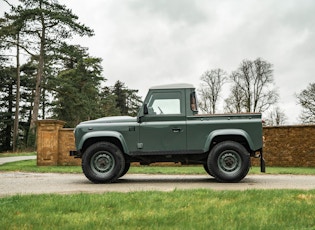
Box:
(203, 163, 213, 177)
(82, 142, 125, 183)
(119, 162, 131, 178)
(207, 141, 250, 182)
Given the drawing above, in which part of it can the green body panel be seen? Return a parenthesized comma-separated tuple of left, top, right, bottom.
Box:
(186, 115, 263, 152)
(74, 116, 139, 154)
(138, 117, 186, 152)
(73, 83, 263, 157)
(77, 130, 129, 153)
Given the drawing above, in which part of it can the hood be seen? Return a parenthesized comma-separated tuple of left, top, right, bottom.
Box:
(80, 116, 137, 125)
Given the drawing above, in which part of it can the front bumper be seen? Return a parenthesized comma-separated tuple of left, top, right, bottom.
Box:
(69, 150, 82, 158)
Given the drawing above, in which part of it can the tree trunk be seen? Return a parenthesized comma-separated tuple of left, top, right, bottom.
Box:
(28, 11, 45, 146)
(4, 78, 14, 150)
(13, 33, 21, 152)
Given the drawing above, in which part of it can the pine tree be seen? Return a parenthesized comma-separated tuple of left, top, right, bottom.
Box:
(0, 66, 15, 151)
(112, 81, 142, 116)
(51, 45, 104, 127)
(1, 0, 94, 145)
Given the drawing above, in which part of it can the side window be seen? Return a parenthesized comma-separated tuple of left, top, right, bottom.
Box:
(190, 92, 198, 112)
(147, 92, 182, 115)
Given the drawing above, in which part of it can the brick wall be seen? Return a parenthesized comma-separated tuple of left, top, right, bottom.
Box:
(252, 125, 315, 167)
(36, 120, 315, 167)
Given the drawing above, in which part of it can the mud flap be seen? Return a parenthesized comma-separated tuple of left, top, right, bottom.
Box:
(260, 149, 266, 173)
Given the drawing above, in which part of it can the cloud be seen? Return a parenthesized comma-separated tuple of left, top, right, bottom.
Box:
(73, 0, 315, 123)
(3, 0, 313, 124)
(128, 0, 208, 25)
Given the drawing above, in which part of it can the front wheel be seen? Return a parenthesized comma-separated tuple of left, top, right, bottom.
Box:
(203, 163, 213, 177)
(207, 141, 250, 182)
(82, 142, 125, 183)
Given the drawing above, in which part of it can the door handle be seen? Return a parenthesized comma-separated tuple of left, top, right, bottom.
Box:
(172, 128, 182, 133)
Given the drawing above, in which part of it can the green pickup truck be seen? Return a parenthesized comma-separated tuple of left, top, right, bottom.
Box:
(70, 83, 265, 183)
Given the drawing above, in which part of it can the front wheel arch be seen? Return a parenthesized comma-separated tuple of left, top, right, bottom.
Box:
(81, 137, 125, 156)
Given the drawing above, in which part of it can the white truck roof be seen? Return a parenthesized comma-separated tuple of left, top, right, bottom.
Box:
(150, 83, 194, 90)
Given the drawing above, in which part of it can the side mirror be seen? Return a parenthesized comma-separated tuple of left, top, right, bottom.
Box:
(144, 104, 148, 115)
(137, 104, 148, 123)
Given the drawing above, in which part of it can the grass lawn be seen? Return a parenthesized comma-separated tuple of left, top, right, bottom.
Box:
(1, 190, 315, 229)
(1, 159, 315, 175)
(1, 155, 315, 229)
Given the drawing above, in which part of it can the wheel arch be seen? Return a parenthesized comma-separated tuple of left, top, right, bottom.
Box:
(204, 129, 254, 153)
(79, 131, 129, 155)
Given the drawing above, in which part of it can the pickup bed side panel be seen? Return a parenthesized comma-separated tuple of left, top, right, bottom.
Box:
(186, 115, 263, 153)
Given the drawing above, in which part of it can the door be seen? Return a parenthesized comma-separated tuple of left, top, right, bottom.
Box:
(138, 91, 187, 153)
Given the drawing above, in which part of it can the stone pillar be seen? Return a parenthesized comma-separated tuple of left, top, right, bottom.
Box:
(36, 120, 65, 166)
(58, 128, 81, 166)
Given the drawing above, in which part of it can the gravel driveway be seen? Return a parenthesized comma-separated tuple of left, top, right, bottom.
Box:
(1, 172, 315, 197)
(0, 155, 36, 165)
(1, 156, 315, 197)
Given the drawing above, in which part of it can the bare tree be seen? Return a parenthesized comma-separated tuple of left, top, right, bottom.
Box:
(297, 83, 315, 124)
(224, 85, 245, 113)
(225, 58, 278, 113)
(264, 106, 287, 126)
(198, 68, 227, 114)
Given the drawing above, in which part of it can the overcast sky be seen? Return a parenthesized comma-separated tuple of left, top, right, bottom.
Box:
(2, 0, 315, 124)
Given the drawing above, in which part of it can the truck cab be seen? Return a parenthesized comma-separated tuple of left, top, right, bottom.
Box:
(136, 83, 196, 153)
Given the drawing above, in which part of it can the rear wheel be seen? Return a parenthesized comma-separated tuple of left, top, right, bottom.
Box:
(207, 141, 250, 182)
(119, 162, 130, 178)
(82, 142, 125, 183)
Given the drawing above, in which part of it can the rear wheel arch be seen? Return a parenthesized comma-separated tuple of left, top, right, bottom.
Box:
(209, 135, 251, 153)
